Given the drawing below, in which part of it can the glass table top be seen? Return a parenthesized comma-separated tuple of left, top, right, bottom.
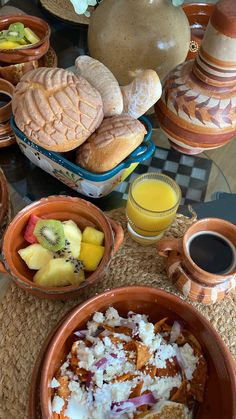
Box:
(1, 0, 232, 213)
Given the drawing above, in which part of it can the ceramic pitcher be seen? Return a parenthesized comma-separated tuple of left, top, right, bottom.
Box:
(88, 0, 190, 85)
(155, 0, 236, 155)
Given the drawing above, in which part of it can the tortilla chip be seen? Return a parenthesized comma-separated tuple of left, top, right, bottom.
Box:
(124, 341, 151, 369)
(130, 380, 144, 398)
(189, 356, 207, 403)
(109, 335, 126, 345)
(170, 380, 188, 404)
(102, 324, 133, 336)
(75, 367, 88, 382)
(154, 317, 168, 333)
(156, 359, 179, 378)
(111, 372, 136, 383)
(57, 376, 70, 399)
(141, 364, 157, 378)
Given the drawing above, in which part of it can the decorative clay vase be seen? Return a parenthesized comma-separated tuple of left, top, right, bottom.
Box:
(88, 0, 190, 85)
(155, 0, 236, 155)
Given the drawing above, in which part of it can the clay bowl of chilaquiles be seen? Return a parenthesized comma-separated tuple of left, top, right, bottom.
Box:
(0, 195, 124, 298)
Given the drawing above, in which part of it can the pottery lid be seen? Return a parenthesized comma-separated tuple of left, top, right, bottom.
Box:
(211, 0, 236, 38)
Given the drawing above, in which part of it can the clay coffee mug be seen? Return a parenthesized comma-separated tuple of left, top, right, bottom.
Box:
(157, 218, 236, 305)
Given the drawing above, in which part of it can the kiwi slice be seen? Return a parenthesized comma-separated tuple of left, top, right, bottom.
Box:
(0, 30, 8, 40)
(6, 22, 24, 41)
(24, 27, 40, 44)
(33, 220, 65, 252)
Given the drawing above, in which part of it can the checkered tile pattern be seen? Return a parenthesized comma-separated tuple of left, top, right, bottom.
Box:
(114, 146, 212, 206)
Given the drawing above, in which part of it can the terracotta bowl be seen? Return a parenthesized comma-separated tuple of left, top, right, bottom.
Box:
(0, 46, 57, 85)
(0, 15, 50, 64)
(39, 286, 236, 419)
(0, 77, 14, 123)
(0, 195, 124, 299)
(183, 3, 215, 60)
(0, 167, 9, 237)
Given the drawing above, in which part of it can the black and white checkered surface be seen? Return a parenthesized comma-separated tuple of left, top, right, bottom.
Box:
(114, 146, 212, 206)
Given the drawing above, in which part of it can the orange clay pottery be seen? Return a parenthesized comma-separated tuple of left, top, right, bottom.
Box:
(182, 2, 215, 60)
(39, 286, 236, 419)
(0, 195, 124, 299)
(0, 78, 14, 123)
(155, 0, 236, 154)
(88, 0, 190, 84)
(0, 15, 50, 64)
(157, 218, 236, 304)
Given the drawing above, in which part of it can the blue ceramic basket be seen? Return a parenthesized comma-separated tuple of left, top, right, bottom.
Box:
(11, 116, 155, 198)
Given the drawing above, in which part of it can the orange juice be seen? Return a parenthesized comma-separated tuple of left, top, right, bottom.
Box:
(126, 173, 181, 244)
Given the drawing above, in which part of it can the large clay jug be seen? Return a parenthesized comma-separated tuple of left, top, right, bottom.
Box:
(155, 0, 236, 155)
(88, 0, 190, 85)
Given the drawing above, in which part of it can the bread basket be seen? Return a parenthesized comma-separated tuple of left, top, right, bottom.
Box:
(11, 116, 154, 198)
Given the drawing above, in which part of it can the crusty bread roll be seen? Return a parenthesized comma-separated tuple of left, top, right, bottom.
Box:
(76, 115, 147, 173)
(12, 67, 104, 152)
(121, 69, 162, 119)
(75, 56, 123, 117)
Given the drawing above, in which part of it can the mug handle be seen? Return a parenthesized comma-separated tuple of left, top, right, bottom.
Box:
(106, 217, 124, 256)
(157, 237, 182, 258)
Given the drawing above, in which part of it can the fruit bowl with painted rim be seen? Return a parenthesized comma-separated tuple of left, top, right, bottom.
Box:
(10, 115, 154, 199)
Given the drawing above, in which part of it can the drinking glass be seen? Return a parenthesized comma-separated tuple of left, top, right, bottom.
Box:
(126, 172, 181, 245)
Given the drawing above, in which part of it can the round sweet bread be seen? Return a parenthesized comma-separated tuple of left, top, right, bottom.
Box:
(12, 67, 104, 152)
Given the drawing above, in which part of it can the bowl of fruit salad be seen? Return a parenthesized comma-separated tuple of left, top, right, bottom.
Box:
(0, 15, 50, 63)
(0, 195, 124, 298)
(39, 286, 236, 419)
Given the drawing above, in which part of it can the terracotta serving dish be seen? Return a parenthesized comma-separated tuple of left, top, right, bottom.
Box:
(0, 195, 124, 299)
(0, 77, 14, 123)
(0, 47, 57, 85)
(183, 2, 215, 60)
(0, 15, 50, 64)
(39, 286, 236, 419)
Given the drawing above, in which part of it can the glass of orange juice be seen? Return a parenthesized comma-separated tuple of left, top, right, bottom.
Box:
(126, 172, 181, 245)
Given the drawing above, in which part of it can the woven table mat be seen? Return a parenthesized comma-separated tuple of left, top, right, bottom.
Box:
(0, 208, 235, 419)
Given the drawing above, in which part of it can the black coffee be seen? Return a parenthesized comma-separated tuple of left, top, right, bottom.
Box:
(0, 92, 11, 108)
(189, 232, 235, 274)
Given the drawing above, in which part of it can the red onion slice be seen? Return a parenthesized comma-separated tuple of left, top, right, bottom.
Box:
(74, 330, 87, 338)
(111, 392, 158, 414)
(169, 321, 182, 343)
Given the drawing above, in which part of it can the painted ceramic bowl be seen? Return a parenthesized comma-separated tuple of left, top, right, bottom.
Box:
(39, 286, 236, 418)
(0, 47, 57, 85)
(0, 195, 124, 299)
(0, 15, 50, 64)
(183, 3, 215, 60)
(0, 77, 14, 123)
(11, 116, 154, 198)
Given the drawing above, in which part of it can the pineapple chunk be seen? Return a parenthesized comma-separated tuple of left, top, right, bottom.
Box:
(82, 226, 104, 246)
(79, 242, 105, 271)
(33, 258, 84, 287)
(62, 220, 82, 258)
(18, 243, 53, 270)
(70, 269, 85, 285)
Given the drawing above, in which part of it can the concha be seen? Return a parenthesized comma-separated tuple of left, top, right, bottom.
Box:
(12, 67, 104, 152)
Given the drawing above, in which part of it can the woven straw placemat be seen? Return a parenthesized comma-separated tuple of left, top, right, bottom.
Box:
(0, 208, 235, 419)
(39, 0, 93, 25)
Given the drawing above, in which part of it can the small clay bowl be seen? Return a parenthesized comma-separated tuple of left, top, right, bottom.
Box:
(0, 195, 124, 299)
(39, 286, 236, 419)
(183, 3, 215, 60)
(0, 47, 57, 85)
(0, 15, 50, 64)
(0, 77, 14, 123)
